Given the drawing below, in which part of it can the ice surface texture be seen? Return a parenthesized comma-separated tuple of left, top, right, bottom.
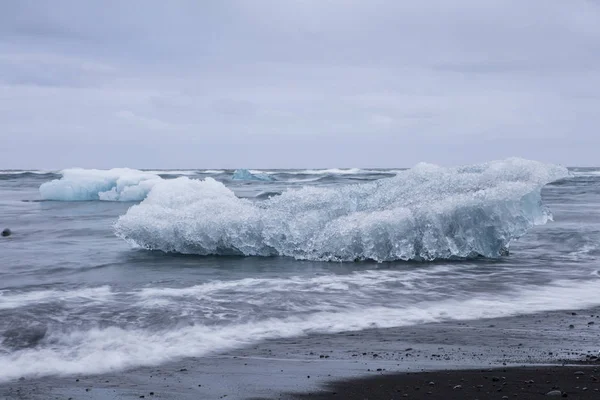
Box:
(115, 158, 569, 262)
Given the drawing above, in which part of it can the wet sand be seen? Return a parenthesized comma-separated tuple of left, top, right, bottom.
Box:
(1, 308, 599, 399)
(289, 366, 600, 399)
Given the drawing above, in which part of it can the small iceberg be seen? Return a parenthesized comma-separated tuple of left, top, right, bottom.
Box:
(39, 168, 162, 201)
(231, 169, 273, 181)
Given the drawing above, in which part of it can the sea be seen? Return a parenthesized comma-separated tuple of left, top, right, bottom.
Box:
(1, 159, 599, 383)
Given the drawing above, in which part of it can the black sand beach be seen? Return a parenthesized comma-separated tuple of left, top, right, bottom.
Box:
(2, 308, 598, 399)
(290, 366, 600, 400)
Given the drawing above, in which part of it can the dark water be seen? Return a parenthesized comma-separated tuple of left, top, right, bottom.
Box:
(1, 166, 599, 381)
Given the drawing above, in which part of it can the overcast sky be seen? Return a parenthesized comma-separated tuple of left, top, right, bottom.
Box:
(1, 0, 599, 168)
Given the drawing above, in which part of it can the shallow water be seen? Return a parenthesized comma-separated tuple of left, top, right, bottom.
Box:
(1, 166, 599, 382)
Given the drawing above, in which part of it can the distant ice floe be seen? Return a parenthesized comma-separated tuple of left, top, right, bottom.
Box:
(232, 169, 274, 181)
(39, 168, 163, 201)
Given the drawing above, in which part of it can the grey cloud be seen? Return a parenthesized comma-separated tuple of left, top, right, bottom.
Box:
(0, 0, 599, 168)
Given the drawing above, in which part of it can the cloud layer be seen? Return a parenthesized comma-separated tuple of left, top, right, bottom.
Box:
(1, 0, 599, 168)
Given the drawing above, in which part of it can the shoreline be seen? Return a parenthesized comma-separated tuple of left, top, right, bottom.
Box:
(1, 308, 599, 399)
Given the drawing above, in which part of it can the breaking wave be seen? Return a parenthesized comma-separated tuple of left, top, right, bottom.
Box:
(115, 158, 569, 262)
(0, 278, 598, 382)
(39, 168, 163, 201)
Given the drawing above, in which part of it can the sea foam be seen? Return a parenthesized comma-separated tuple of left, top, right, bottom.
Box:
(39, 168, 163, 201)
(115, 158, 569, 261)
(0, 278, 598, 382)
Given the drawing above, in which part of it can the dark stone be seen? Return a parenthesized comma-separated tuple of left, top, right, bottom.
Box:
(1, 228, 11, 237)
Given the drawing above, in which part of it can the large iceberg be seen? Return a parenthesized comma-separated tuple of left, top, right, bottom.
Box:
(39, 168, 163, 201)
(115, 158, 569, 262)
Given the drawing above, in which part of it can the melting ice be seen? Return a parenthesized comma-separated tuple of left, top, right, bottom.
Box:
(115, 158, 569, 262)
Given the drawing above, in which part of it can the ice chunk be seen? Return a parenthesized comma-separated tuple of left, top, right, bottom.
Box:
(232, 169, 273, 181)
(115, 158, 569, 261)
(39, 168, 163, 201)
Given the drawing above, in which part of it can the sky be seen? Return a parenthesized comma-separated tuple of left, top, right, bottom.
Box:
(1, 0, 599, 169)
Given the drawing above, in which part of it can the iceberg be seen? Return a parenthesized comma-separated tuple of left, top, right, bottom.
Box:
(231, 169, 273, 181)
(39, 168, 163, 201)
(115, 158, 569, 262)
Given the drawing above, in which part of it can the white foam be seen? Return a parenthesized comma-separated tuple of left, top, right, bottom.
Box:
(0, 287, 113, 310)
(571, 170, 600, 177)
(248, 169, 276, 175)
(1, 278, 598, 382)
(116, 158, 569, 261)
(39, 168, 163, 201)
(135, 269, 446, 300)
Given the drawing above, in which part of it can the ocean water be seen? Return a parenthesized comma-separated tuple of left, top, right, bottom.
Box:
(1, 160, 600, 382)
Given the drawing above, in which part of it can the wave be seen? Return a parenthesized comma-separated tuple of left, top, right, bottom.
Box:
(294, 168, 388, 175)
(143, 170, 197, 176)
(0, 170, 54, 175)
(0, 171, 58, 181)
(0, 278, 598, 382)
(270, 168, 400, 175)
(39, 168, 164, 201)
(249, 169, 397, 175)
(115, 158, 568, 262)
(571, 170, 600, 177)
(254, 191, 282, 200)
(0, 286, 113, 310)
